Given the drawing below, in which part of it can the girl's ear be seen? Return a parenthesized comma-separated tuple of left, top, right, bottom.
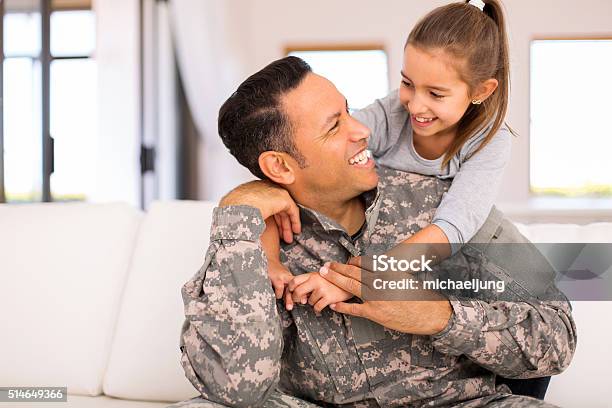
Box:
(472, 78, 499, 102)
(258, 151, 296, 185)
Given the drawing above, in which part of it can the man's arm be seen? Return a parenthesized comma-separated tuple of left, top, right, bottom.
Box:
(431, 214, 577, 379)
(320, 261, 576, 379)
(179, 204, 284, 407)
(431, 293, 576, 379)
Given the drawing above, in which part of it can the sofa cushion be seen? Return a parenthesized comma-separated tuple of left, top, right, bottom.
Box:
(103, 201, 215, 402)
(0, 202, 143, 396)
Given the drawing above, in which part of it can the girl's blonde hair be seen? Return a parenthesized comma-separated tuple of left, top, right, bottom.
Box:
(407, 0, 515, 168)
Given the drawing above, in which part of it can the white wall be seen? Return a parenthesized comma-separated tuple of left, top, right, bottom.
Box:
(211, 0, 612, 222)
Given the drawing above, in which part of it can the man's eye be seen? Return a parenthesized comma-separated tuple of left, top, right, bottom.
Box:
(329, 121, 339, 132)
(401, 80, 412, 87)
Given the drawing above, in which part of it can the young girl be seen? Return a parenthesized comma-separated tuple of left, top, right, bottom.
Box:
(264, 0, 515, 312)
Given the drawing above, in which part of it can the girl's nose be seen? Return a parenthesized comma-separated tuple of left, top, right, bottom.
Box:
(407, 92, 429, 116)
(408, 95, 428, 116)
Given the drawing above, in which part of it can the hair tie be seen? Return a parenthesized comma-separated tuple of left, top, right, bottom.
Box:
(468, 0, 486, 11)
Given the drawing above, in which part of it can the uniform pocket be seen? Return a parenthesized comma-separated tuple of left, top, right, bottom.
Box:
(281, 321, 336, 401)
(291, 307, 358, 396)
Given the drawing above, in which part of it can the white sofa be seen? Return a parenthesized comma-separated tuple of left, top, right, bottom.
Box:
(1, 201, 610, 408)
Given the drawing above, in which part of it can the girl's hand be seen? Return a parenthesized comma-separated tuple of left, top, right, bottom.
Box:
(268, 261, 293, 298)
(273, 211, 301, 244)
(287, 272, 353, 314)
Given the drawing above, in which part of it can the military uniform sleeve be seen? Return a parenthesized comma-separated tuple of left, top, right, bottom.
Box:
(179, 205, 284, 408)
(431, 293, 577, 379)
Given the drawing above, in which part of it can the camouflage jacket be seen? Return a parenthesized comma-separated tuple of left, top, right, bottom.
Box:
(179, 167, 576, 408)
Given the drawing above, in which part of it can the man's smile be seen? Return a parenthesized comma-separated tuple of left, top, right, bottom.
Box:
(348, 149, 373, 166)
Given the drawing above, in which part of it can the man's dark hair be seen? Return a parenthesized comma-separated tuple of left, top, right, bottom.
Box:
(218, 56, 312, 179)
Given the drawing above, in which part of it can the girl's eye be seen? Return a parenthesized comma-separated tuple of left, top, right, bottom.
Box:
(431, 92, 444, 99)
(401, 80, 412, 87)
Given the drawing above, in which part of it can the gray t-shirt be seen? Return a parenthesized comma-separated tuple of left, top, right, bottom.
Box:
(353, 90, 512, 253)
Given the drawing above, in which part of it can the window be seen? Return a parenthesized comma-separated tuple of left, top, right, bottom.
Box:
(1, 0, 96, 203)
(3, 8, 42, 202)
(530, 39, 612, 197)
(49, 10, 96, 202)
(287, 46, 389, 111)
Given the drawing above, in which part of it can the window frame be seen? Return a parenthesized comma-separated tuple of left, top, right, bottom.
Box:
(284, 43, 388, 55)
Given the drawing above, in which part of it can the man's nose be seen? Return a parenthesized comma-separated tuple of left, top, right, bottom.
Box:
(348, 115, 370, 142)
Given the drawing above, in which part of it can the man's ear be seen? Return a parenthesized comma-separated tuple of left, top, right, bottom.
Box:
(258, 151, 296, 185)
(471, 78, 499, 103)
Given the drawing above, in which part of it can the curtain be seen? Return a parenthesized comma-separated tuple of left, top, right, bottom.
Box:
(169, 0, 254, 201)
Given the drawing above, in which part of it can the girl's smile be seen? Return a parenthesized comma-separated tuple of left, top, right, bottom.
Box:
(411, 115, 438, 128)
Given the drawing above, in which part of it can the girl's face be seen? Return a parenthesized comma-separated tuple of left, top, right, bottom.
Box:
(399, 45, 472, 139)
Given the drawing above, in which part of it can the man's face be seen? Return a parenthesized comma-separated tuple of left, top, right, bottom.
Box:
(282, 73, 378, 200)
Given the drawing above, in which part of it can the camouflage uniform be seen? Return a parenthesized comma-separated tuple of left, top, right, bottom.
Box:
(170, 168, 576, 408)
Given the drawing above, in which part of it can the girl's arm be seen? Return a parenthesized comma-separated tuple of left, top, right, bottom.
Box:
(389, 223, 451, 261)
(262, 217, 295, 309)
(351, 224, 451, 269)
(351, 127, 513, 268)
(431, 127, 512, 254)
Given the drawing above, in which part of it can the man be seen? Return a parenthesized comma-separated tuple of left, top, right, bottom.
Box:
(170, 57, 575, 408)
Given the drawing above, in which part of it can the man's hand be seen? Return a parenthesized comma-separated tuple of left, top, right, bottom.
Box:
(220, 180, 301, 238)
(319, 262, 453, 336)
(347, 256, 362, 268)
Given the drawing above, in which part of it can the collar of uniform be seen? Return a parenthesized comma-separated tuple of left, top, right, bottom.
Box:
(297, 187, 381, 235)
